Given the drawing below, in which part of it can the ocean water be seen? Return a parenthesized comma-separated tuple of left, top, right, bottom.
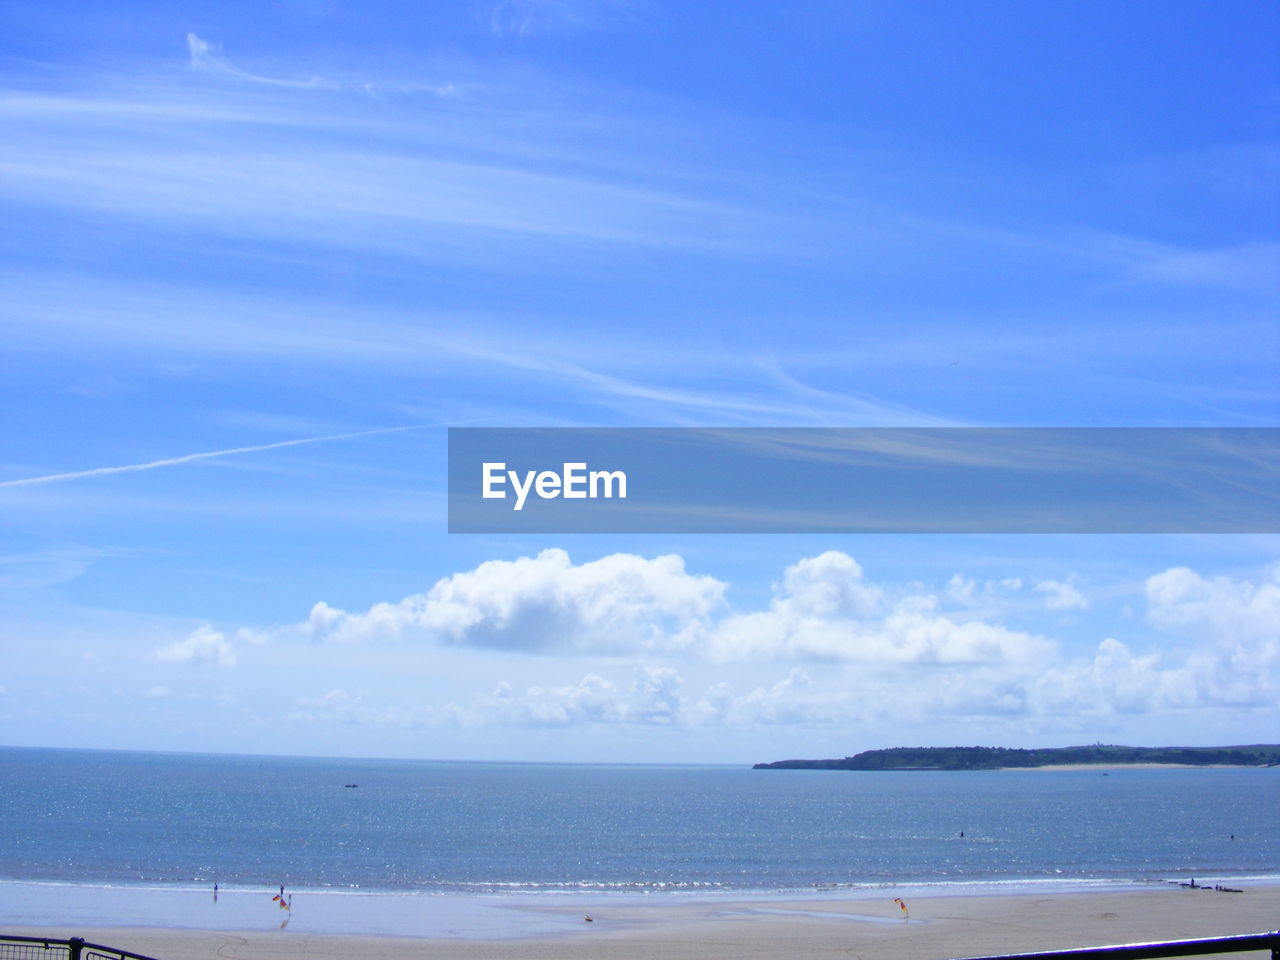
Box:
(1, 747, 1277, 936)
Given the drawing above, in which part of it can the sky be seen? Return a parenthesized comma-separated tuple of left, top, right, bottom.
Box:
(1, 0, 1277, 764)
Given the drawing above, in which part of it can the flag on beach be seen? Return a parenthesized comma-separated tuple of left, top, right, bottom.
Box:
(894, 897, 909, 918)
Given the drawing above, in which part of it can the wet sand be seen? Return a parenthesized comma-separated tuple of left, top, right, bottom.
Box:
(4, 884, 1277, 960)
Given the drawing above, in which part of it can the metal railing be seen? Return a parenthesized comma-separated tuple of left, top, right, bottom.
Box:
(954, 931, 1280, 960)
(0, 937, 160, 960)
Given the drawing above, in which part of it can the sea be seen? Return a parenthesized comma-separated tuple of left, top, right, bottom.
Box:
(1, 746, 1277, 938)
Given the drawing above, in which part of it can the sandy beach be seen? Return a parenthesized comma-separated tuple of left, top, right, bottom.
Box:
(4, 885, 1277, 960)
(999, 764, 1254, 772)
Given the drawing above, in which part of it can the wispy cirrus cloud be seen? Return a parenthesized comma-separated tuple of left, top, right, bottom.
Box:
(3, 41, 1272, 444)
(0, 424, 440, 489)
(1088, 234, 1280, 297)
(10, 40, 1269, 294)
(186, 33, 333, 89)
(0, 78, 777, 262)
(0, 271, 944, 428)
(480, 0, 644, 38)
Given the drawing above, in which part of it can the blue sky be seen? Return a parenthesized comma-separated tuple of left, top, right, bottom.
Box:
(1, 0, 1277, 763)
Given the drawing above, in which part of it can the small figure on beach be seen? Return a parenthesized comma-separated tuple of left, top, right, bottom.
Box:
(959, 831, 964, 838)
(213, 883, 218, 901)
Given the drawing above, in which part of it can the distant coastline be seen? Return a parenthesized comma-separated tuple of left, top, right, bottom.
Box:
(753, 744, 1280, 771)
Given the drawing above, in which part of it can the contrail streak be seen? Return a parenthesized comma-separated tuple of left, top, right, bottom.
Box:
(0, 424, 438, 489)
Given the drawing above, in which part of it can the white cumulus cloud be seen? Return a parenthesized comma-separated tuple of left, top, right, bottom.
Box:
(1143, 565, 1280, 703)
(243, 556, 1280, 735)
(1033, 638, 1174, 716)
(944, 574, 1025, 604)
(153, 625, 237, 667)
(707, 552, 1048, 664)
(1146, 565, 1280, 653)
(282, 548, 726, 653)
(1035, 577, 1088, 611)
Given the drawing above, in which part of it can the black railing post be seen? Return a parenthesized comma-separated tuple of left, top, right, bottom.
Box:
(67, 937, 85, 960)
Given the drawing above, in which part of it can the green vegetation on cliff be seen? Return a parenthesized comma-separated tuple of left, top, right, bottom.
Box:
(753, 744, 1280, 771)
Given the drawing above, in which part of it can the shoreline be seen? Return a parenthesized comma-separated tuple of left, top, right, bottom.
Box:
(3, 884, 1278, 960)
(757, 762, 1279, 773)
(6, 873, 1279, 929)
(1000, 763, 1254, 771)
